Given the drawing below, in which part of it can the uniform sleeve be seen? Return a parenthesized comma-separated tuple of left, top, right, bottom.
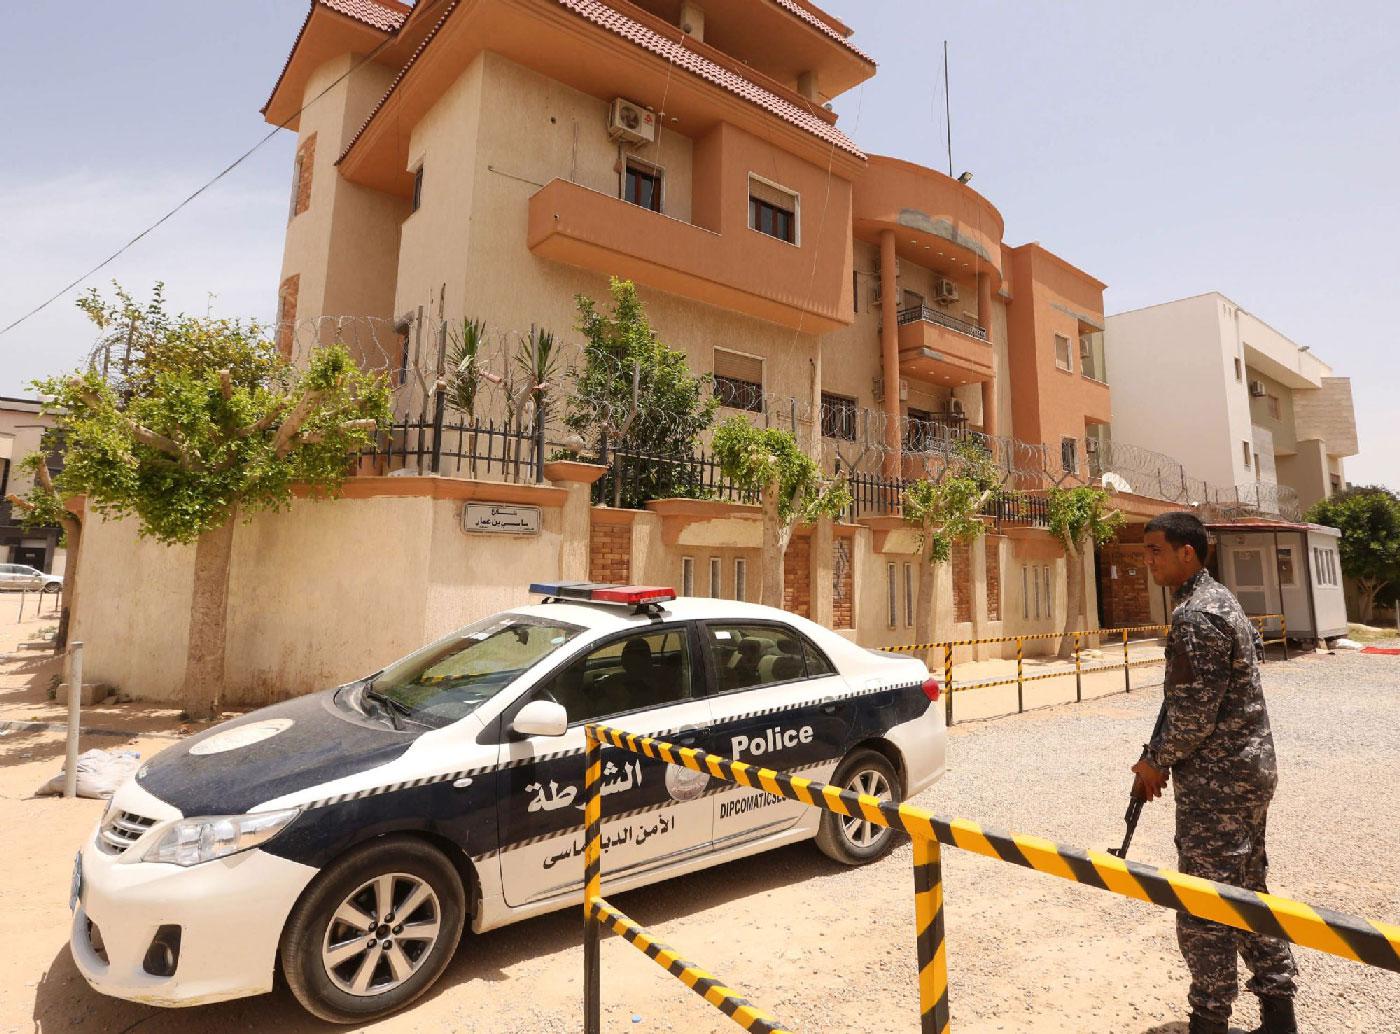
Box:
(1146, 612, 1232, 770)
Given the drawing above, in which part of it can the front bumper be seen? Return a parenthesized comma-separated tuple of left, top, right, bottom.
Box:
(71, 833, 318, 1007)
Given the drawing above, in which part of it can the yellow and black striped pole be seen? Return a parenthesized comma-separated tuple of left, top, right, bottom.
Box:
(1015, 636, 1024, 713)
(1073, 632, 1083, 703)
(588, 897, 793, 1033)
(588, 725, 1400, 976)
(1122, 627, 1131, 693)
(943, 645, 954, 727)
(913, 837, 951, 1033)
(583, 726, 603, 1034)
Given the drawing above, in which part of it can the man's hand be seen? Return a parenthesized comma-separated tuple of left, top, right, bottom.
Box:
(1131, 758, 1169, 802)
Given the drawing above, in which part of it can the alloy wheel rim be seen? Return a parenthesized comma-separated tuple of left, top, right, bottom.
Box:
(322, 872, 442, 997)
(840, 768, 893, 848)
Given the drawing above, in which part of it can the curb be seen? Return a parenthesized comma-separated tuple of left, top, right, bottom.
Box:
(0, 719, 180, 740)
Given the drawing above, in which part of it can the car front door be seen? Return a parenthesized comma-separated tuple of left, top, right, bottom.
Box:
(496, 623, 714, 907)
(700, 622, 853, 849)
(0, 565, 20, 591)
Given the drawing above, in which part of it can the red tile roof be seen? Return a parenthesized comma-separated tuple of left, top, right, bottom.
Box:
(771, 0, 874, 65)
(319, 0, 409, 32)
(341, 0, 864, 166)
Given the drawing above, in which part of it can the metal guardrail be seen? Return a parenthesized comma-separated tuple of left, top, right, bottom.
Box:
(581, 724, 1400, 1033)
(896, 305, 989, 342)
(889, 615, 1288, 726)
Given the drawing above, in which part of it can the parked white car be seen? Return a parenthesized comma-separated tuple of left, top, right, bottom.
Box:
(70, 584, 945, 1022)
(0, 563, 61, 593)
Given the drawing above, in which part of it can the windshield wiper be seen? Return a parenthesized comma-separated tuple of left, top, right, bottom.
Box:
(363, 687, 411, 730)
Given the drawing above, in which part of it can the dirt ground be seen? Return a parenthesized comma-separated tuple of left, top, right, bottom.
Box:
(2, 596, 1396, 1033)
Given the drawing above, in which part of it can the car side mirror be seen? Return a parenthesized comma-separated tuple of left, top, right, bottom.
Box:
(512, 699, 568, 738)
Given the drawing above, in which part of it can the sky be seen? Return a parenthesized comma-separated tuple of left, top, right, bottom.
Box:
(0, 1, 1396, 487)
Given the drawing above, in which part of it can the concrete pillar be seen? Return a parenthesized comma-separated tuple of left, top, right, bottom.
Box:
(970, 533, 989, 659)
(545, 461, 608, 581)
(879, 230, 902, 477)
(797, 70, 819, 101)
(977, 272, 997, 437)
(812, 517, 834, 628)
(679, 1, 705, 41)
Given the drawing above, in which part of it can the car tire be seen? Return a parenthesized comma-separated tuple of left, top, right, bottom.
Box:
(814, 749, 903, 866)
(42, 582, 61, 594)
(280, 835, 466, 1024)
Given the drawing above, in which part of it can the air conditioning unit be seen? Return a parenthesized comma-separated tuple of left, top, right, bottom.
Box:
(934, 277, 959, 304)
(1248, 379, 1267, 398)
(871, 376, 910, 402)
(948, 397, 965, 416)
(608, 98, 657, 145)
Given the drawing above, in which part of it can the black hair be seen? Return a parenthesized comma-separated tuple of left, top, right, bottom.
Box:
(1145, 511, 1209, 565)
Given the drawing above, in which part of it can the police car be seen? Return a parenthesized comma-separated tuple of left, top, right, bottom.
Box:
(71, 584, 945, 1022)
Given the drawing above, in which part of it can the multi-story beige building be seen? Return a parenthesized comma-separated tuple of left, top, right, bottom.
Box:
(0, 396, 64, 571)
(1106, 293, 1359, 517)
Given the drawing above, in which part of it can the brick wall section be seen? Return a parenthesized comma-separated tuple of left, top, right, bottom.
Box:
(783, 535, 811, 618)
(832, 538, 853, 629)
(952, 541, 972, 623)
(985, 536, 1002, 621)
(276, 274, 299, 359)
(589, 521, 631, 584)
(1099, 543, 1152, 626)
(292, 132, 316, 218)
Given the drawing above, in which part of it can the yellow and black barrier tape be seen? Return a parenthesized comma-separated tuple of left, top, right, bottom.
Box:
(587, 897, 793, 1034)
(587, 725, 1400, 972)
(889, 615, 1282, 656)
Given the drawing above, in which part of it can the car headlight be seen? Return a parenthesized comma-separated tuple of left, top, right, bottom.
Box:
(143, 808, 300, 867)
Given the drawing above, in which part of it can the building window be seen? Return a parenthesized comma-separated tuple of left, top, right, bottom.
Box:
(289, 132, 315, 220)
(714, 348, 764, 412)
(1276, 546, 1295, 587)
(288, 155, 304, 222)
(1061, 437, 1079, 474)
(709, 556, 722, 597)
(623, 160, 663, 212)
(905, 408, 938, 452)
(1267, 394, 1281, 419)
(1022, 566, 1030, 620)
(1242, 441, 1252, 468)
(411, 164, 424, 213)
(886, 563, 898, 628)
(821, 392, 857, 441)
(852, 270, 859, 314)
(748, 176, 798, 244)
(1032, 565, 1042, 619)
(681, 557, 695, 596)
(734, 558, 748, 601)
(1043, 566, 1053, 622)
(903, 563, 914, 628)
(1054, 334, 1073, 372)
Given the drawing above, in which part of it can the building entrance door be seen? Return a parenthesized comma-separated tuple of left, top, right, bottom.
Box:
(1230, 548, 1269, 616)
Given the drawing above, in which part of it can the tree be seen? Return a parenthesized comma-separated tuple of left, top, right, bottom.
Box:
(901, 439, 1002, 642)
(1307, 486, 1400, 623)
(7, 449, 82, 648)
(1046, 485, 1124, 655)
(712, 418, 850, 609)
(39, 286, 390, 720)
(565, 278, 716, 508)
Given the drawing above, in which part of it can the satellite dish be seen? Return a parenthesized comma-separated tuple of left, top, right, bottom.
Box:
(1101, 471, 1133, 495)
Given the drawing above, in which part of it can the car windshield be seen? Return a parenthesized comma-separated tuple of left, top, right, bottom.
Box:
(365, 614, 583, 727)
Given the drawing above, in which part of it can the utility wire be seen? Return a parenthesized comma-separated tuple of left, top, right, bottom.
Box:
(0, 27, 397, 341)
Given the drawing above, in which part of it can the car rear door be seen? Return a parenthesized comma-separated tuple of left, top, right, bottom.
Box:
(699, 621, 853, 849)
(495, 622, 714, 907)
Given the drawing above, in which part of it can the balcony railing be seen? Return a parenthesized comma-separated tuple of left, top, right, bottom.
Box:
(897, 305, 988, 342)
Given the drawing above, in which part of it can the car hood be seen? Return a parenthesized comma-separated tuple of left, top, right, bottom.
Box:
(136, 688, 419, 817)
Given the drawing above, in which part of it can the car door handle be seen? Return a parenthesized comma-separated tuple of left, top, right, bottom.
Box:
(820, 702, 839, 715)
(674, 724, 707, 747)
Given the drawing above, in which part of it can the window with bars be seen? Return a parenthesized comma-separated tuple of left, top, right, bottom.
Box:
(681, 557, 695, 596)
(714, 348, 764, 412)
(748, 176, 798, 244)
(624, 160, 663, 212)
(903, 563, 914, 628)
(734, 558, 748, 602)
(886, 563, 898, 628)
(821, 392, 857, 441)
(1061, 437, 1079, 474)
(709, 556, 722, 598)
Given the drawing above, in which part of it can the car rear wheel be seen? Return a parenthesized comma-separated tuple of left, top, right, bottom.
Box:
(280, 836, 466, 1023)
(815, 749, 902, 866)
(42, 582, 61, 594)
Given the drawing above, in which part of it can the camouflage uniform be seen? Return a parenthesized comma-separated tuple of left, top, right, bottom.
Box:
(1144, 569, 1297, 1025)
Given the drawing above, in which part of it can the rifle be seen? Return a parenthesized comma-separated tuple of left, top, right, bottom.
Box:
(1109, 702, 1168, 860)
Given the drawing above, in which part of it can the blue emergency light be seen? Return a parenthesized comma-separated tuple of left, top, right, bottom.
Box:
(528, 582, 677, 606)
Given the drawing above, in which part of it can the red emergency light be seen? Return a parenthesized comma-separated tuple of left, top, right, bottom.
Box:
(529, 582, 677, 607)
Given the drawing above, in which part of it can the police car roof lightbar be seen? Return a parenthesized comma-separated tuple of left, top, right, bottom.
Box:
(528, 582, 677, 608)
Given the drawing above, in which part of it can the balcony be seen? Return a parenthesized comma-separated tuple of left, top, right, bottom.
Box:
(527, 178, 851, 333)
(896, 305, 994, 386)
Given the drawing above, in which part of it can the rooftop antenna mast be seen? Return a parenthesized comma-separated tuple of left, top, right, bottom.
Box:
(944, 41, 953, 178)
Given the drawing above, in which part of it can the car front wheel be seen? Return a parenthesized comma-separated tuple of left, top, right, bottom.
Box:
(42, 582, 61, 594)
(814, 748, 903, 865)
(280, 836, 466, 1024)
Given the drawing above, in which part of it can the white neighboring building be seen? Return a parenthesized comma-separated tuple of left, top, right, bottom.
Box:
(1105, 293, 1358, 516)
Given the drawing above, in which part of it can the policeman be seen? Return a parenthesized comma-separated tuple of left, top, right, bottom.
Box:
(1134, 511, 1298, 1034)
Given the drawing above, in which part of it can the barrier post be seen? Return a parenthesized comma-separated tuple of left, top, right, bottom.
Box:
(583, 727, 603, 1034)
(63, 642, 84, 799)
(913, 836, 950, 1034)
(1122, 628, 1130, 694)
(1015, 637, 1024, 714)
(943, 645, 954, 728)
(1073, 633, 1082, 703)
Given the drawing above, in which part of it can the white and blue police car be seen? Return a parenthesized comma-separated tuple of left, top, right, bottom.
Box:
(71, 583, 945, 1022)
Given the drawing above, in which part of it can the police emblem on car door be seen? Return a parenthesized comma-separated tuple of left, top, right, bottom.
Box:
(701, 623, 852, 847)
(496, 624, 715, 906)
